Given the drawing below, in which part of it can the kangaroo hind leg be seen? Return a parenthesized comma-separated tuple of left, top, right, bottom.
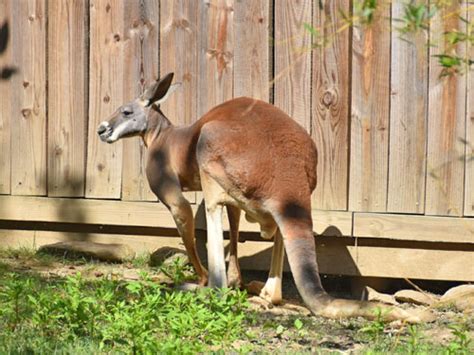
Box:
(246, 229, 285, 305)
(200, 170, 233, 288)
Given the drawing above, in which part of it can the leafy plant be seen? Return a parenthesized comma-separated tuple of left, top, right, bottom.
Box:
(446, 321, 473, 354)
(395, 2, 436, 35)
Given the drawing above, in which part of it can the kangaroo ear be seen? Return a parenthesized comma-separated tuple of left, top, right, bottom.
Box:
(141, 72, 180, 106)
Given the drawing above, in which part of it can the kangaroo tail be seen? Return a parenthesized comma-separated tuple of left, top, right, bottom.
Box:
(278, 219, 430, 323)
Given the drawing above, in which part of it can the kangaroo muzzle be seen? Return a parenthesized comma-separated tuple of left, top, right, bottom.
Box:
(97, 121, 113, 143)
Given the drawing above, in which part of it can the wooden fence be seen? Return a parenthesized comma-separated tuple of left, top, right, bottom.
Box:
(0, 0, 472, 282)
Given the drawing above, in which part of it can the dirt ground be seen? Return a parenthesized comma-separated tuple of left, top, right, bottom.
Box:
(1, 252, 473, 353)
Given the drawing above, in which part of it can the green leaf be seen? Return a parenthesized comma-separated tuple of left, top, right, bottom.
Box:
(294, 318, 303, 330)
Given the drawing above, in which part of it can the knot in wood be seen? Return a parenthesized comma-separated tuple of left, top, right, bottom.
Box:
(113, 33, 121, 42)
(103, 95, 110, 103)
(22, 81, 29, 88)
(54, 146, 63, 156)
(322, 90, 336, 107)
(21, 108, 31, 118)
(175, 18, 190, 30)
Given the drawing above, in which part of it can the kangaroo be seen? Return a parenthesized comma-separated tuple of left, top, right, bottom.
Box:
(98, 73, 428, 322)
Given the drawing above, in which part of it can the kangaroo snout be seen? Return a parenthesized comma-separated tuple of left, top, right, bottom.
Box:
(97, 121, 112, 142)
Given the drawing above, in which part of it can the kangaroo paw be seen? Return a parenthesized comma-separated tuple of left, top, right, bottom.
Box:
(246, 279, 282, 305)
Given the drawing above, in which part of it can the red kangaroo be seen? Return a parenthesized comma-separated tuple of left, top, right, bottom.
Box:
(97, 73, 426, 322)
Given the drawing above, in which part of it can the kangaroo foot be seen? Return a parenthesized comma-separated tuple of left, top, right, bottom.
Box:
(246, 279, 282, 305)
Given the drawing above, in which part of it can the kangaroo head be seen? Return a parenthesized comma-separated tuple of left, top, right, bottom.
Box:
(97, 72, 180, 143)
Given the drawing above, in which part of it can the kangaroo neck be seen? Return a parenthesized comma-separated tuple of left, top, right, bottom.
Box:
(142, 107, 173, 148)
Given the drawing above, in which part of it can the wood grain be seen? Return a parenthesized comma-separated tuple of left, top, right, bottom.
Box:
(426, 2, 466, 216)
(85, 0, 125, 198)
(354, 213, 473, 244)
(0, 0, 11, 194)
(120, 0, 159, 201)
(349, 3, 391, 212)
(311, 0, 350, 210)
(160, 0, 199, 125)
(274, 0, 311, 131)
(465, 2, 474, 216)
(47, 0, 87, 197)
(387, 0, 428, 214)
(233, 0, 270, 101)
(197, 0, 234, 117)
(10, 0, 47, 195)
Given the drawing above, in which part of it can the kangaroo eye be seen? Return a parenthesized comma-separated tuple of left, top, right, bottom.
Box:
(121, 107, 133, 116)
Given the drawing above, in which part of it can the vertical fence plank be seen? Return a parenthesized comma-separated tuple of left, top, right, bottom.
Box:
(197, 0, 234, 117)
(311, 0, 350, 210)
(86, 0, 125, 198)
(48, 0, 87, 197)
(0, 0, 12, 194)
(121, 0, 159, 201)
(464, 2, 473, 216)
(426, 2, 466, 216)
(349, 3, 391, 212)
(387, 1, 428, 214)
(160, 0, 198, 125)
(234, 0, 270, 101)
(274, 0, 311, 132)
(10, 0, 47, 196)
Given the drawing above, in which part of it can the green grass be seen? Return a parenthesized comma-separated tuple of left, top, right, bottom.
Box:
(0, 270, 250, 354)
(0, 247, 472, 354)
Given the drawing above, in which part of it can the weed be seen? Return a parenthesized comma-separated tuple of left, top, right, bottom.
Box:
(446, 321, 473, 354)
(159, 254, 196, 285)
(130, 252, 150, 268)
(0, 269, 250, 353)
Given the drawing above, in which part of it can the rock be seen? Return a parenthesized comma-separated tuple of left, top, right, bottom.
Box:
(149, 247, 189, 267)
(439, 284, 474, 312)
(38, 241, 135, 263)
(394, 289, 438, 306)
(441, 284, 474, 300)
(365, 287, 399, 306)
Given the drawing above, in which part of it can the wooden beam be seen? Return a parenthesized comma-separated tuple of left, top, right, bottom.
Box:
(121, 1, 159, 202)
(387, 0, 428, 214)
(274, 0, 312, 132)
(10, 0, 47, 195)
(0, 0, 12, 194)
(465, 2, 474, 216)
(233, 0, 270, 101)
(354, 213, 474, 244)
(197, 0, 234, 117)
(1, 229, 472, 281)
(47, 0, 87, 197)
(426, 1, 466, 216)
(0, 195, 352, 236)
(160, 0, 198, 125)
(349, 2, 390, 212)
(86, 0, 125, 199)
(311, 0, 350, 211)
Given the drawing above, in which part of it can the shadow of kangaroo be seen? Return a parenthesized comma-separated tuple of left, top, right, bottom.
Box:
(97, 73, 428, 322)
